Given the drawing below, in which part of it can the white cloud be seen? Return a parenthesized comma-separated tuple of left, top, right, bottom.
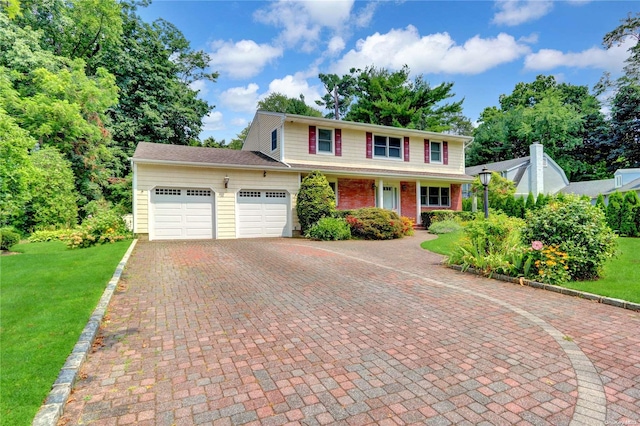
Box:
(189, 79, 209, 96)
(219, 84, 261, 113)
(492, 0, 554, 26)
(208, 39, 283, 79)
(254, 0, 357, 52)
(230, 117, 248, 127)
(524, 38, 633, 73)
(202, 111, 224, 131)
(327, 36, 346, 56)
(331, 25, 531, 75)
(264, 74, 323, 106)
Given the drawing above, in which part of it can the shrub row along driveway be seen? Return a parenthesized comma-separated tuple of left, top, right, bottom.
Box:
(60, 232, 640, 425)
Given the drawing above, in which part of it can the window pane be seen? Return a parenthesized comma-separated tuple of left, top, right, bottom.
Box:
(318, 129, 332, 152)
(374, 135, 386, 156)
(441, 188, 449, 206)
(420, 187, 427, 206)
(389, 146, 401, 158)
(428, 187, 440, 205)
(271, 129, 277, 150)
(389, 137, 401, 148)
(431, 141, 441, 162)
(374, 146, 386, 156)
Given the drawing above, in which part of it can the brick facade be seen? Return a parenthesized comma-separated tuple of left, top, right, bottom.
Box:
(337, 178, 376, 210)
(400, 181, 417, 221)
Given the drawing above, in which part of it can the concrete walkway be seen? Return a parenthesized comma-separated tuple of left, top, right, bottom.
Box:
(59, 232, 640, 425)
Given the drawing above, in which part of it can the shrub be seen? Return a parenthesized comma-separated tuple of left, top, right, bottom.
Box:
(346, 207, 404, 240)
(525, 192, 536, 211)
(428, 220, 462, 234)
(522, 196, 617, 281)
(606, 191, 624, 232)
(400, 216, 415, 236)
(28, 229, 71, 243)
(306, 217, 351, 241)
(296, 171, 336, 232)
(620, 191, 640, 237)
(421, 210, 473, 228)
(0, 227, 20, 250)
(595, 194, 606, 211)
(528, 242, 571, 284)
(61, 202, 130, 249)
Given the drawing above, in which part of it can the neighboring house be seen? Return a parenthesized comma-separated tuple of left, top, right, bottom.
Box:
(132, 111, 474, 240)
(465, 143, 569, 197)
(465, 144, 640, 204)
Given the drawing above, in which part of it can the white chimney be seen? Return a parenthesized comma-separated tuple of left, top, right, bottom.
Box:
(530, 143, 544, 196)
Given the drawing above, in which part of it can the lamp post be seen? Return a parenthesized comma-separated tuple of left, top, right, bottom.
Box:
(478, 168, 492, 219)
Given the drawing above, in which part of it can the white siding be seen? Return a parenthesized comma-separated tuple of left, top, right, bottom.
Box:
(282, 122, 466, 175)
(243, 112, 283, 161)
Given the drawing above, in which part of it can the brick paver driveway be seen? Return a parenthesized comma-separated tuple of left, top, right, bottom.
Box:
(60, 232, 640, 425)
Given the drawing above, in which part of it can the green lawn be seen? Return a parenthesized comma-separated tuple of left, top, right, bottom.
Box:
(421, 234, 640, 304)
(0, 240, 132, 425)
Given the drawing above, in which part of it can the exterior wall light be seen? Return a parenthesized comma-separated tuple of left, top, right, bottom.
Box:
(224, 175, 230, 189)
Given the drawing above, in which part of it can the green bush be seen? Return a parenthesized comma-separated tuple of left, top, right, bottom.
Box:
(620, 191, 640, 237)
(522, 196, 617, 281)
(296, 171, 336, 232)
(0, 227, 20, 250)
(606, 191, 624, 232)
(346, 207, 404, 240)
(28, 229, 71, 243)
(428, 220, 462, 234)
(306, 217, 351, 241)
(61, 202, 130, 249)
(421, 210, 473, 228)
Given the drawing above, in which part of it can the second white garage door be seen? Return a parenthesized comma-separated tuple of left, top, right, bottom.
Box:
(237, 190, 289, 238)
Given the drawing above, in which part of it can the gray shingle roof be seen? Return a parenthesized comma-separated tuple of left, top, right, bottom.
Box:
(560, 179, 615, 198)
(606, 177, 640, 194)
(465, 157, 529, 176)
(132, 142, 289, 168)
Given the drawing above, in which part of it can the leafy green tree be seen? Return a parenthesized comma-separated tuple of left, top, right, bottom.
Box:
(227, 124, 249, 150)
(471, 172, 516, 213)
(296, 171, 336, 232)
(467, 75, 607, 181)
(606, 191, 624, 231)
(608, 84, 640, 168)
(315, 72, 356, 119)
(620, 191, 640, 236)
(26, 146, 79, 231)
(0, 106, 35, 230)
(200, 136, 227, 148)
(257, 93, 322, 117)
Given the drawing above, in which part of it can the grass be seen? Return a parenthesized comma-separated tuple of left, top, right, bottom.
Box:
(0, 240, 132, 425)
(421, 232, 640, 304)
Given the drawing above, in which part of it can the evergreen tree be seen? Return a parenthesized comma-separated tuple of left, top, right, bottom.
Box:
(606, 191, 624, 231)
(595, 194, 606, 211)
(525, 192, 536, 211)
(620, 191, 640, 236)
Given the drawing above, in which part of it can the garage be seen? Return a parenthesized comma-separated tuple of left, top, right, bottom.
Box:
(150, 187, 214, 240)
(237, 190, 290, 238)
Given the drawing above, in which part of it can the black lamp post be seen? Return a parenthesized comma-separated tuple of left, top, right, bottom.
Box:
(478, 168, 492, 218)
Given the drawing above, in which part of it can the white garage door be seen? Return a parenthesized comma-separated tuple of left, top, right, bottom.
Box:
(151, 188, 213, 240)
(237, 190, 289, 238)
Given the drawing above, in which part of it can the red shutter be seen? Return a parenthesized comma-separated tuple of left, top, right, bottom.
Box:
(335, 129, 342, 156)
(403, 137, 410, 162)
(424, 139, 430, 163)
(309, 126, 316, 154)
(443, 141, 449, 165)
(366, 132, 372, 159)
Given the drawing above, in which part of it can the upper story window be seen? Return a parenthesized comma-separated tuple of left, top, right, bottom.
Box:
(615, 175, 622, 188)
(430, 141, 442, 163)
(318, 129, 333, 153)
(271, 129, 278, 151)
(374, 135, 402, 159)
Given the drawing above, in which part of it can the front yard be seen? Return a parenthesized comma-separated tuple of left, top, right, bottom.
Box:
(422, 235, 640, 304)
(0, 240, 132, 425)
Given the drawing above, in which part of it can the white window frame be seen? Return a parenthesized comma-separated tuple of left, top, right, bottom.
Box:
(420, 186, 450, 207)
(317, 128, 334, 154)
(615, 175, 622, 188)
(430, 141, 443, 164)
(373, 135, 402, 159)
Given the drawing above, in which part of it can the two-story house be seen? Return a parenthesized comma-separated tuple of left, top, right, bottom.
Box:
(132, 111, 473, 240)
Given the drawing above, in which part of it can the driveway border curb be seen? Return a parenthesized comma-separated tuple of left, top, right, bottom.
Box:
(449, 264, 640, 311)
(32, 239, 138, 426)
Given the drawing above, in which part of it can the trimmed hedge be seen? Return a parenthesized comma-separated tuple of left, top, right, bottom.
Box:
(420, 210, 474, 228)
(0, 227, 20, 250)
(344, 207, 404, 240)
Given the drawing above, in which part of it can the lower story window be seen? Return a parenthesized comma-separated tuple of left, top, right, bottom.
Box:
(420, 186, 450, 207)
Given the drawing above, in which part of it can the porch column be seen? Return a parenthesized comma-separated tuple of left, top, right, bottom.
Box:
(377, 179, 384, 208)
(416, 181, 421, 225)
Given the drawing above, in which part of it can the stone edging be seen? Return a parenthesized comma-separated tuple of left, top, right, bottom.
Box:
(32, 239, 138, 426)
(449, 264, 640, 312)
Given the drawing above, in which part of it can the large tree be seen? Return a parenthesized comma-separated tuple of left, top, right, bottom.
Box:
(317, 65, 468, 133)
(257, 92, 323, 117)
(467, 75, 607, 181)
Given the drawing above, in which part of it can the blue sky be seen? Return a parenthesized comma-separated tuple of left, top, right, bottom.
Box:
(138, 1, 637, 143)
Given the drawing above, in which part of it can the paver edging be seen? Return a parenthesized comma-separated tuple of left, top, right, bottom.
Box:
(448, 264, 640, 312)
(32, 239, 138, 426)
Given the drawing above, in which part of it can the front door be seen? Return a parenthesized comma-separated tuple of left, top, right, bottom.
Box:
(383, 186, 398, 212)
